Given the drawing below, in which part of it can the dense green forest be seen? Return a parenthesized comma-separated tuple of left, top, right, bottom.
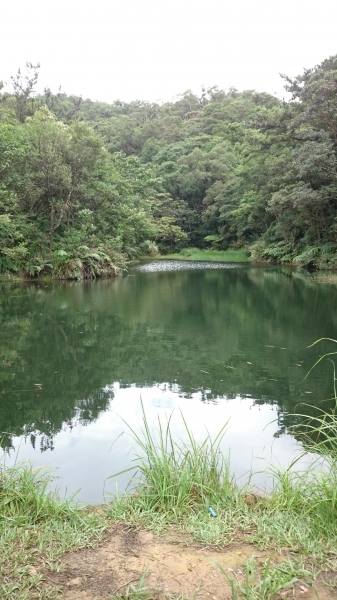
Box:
(1, 56, 337, 278)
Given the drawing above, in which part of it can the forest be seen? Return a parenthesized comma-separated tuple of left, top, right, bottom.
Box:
(1, 55, 337, 278)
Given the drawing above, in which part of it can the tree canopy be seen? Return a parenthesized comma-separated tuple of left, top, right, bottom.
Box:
(1, 56, 337, 278)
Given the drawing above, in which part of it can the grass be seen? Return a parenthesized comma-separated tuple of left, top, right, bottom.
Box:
(106, 399, 337, 597)
(298, 337, 337, 447)
(0, 462, 108, 599)
(108, 404, 233, 516)
(152, 247, 250, 263)
(110, 569, 153, 600)
(215, 555, 312, 599)
(3, 427, 337, 600)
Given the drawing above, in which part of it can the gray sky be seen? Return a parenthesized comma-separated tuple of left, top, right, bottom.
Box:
(2, 0, 337, 103)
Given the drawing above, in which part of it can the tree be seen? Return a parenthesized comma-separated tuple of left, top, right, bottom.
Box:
(10, 62, 40, 122)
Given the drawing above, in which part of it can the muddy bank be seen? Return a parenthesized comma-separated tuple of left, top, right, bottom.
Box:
(47, 524, 335, 600)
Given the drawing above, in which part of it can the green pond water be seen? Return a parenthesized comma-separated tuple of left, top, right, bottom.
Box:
(1, 261, 336, 503)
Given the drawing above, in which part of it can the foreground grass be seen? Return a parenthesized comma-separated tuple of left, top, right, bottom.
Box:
(154, 248, 250, 262)
(107, 402, 337, 597)
(0, 463, 109, 599)
(2, 395, 337, 599)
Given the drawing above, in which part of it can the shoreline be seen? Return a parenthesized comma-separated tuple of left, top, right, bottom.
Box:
(2, 251, 337, 282)
(2, 396, 337, 599)
(1, 459, 336, 600)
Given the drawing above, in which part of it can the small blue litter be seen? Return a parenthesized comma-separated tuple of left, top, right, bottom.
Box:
(208, 506, 217, 517)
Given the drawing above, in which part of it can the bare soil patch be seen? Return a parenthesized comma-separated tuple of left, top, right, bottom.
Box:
(44, 524, 335, 599)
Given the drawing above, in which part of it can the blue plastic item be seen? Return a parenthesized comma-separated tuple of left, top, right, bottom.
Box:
(208, 506, 217, 517)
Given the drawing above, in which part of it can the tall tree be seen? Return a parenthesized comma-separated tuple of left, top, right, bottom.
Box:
(10, 62, 40, 122)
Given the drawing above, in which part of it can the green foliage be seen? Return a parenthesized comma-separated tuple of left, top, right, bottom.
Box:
(108, 400, 231, 516)
(0, 463, 107, 599)
(293, 338, 337, 462)
(110, 570, 152, 600)
(9, 62, 40, 122)
(216, 556, 311, 599)
(107, 398, 337, 595)
(0, 103, 184, 277)
(1, 55, 337, 273)
(51, 246, 124, 280)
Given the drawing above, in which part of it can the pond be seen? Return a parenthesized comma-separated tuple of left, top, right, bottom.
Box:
(1, 261, 336, 503)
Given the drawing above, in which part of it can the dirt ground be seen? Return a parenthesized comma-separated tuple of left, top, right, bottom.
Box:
(47, 524, 336, 600)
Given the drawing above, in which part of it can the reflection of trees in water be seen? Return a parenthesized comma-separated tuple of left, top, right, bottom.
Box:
(39, 435, 54, 453)
(0, 268, 336, 452)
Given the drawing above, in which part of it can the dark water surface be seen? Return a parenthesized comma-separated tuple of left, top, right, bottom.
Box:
(1, 261, 336, 502)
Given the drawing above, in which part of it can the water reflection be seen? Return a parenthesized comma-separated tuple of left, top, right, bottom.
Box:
(1, 262, 336, 501)
(5, 386, 317, 503)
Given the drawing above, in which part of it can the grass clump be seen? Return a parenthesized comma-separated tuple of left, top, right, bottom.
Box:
(108, 402, 236, 526)
(110, 569, 153, 600)
(216, 555, 312, 599)
(294, 338, 337, 459)
(0, 462, 108, 600)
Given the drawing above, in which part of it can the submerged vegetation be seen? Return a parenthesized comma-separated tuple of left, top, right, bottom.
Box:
(1, 55, 337, 278)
